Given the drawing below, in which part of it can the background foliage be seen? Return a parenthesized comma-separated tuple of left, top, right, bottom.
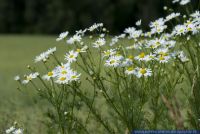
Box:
(0, 0, 165, 34)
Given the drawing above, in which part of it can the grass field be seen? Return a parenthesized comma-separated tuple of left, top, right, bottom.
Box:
(0, 35, 65, 133)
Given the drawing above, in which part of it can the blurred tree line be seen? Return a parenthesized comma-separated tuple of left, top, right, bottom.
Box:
(0, 0, 165, 34)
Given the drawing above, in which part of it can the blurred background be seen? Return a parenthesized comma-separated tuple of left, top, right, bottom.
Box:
(0, 0, 168, 34)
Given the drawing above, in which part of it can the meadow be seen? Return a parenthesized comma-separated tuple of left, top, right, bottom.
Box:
(0, 35, 63, 133)
(1, 1, 200, 133)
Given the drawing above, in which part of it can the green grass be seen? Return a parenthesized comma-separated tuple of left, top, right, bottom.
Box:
(0, 35, 65, 133)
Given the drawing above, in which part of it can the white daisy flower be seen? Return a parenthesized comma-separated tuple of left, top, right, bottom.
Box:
(156, 55, 171, 63)
(65, 50, 79, 63)
(135, 52, 147, 61)
(180, 0, 190, 5)
(165, 12, 180, 22)
(56, 31, 69, 41)
(93, 38, 106, 48)
(125, 67, 136, 75)
(173, 25, 187, 35)
(135, 67, 152, 78)
(13, 128, 23, 134)
(67, 35, 82, 44)
(105, 56, 122, 68)
(6, 126, 15, 134)
(55, 74, 69, 84)
(103, 49, 116, 57)
(68, 71, 81, 82)
(14, 75, 20, 81)
(22, 72, 39, 84)
(136, 20, 142, 26)
(42, 70, 57, 81)
(88, 23, 103, 31)
(34, 52, 49, 63)
(45, 47, 56, 55)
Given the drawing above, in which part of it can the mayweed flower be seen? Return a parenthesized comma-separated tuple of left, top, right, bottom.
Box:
(136, 20, 142, 26)
(135, 67, 152, 78)
(65, 50, 79, 63)
(6, 126, 23, 134)
(22, 72, 39, 84)
(6, 126, 15, 134)
(45, 47, 56, 55)
(177, 51, 189, 62)
(105, 56, 122, 67)
(135, 52, 147, 61)
(67, 35, 82, 44)
(55, 70, 81, 84)
(150, 18, 167, 34)
(12, 128, 23, 134)
(93, 38, 106, 48)
(42, 70, 56, 81)
(125, 67, 136, 75)
(180, 0, 190, 5)
(14, 75, 20, 81)
(145, 54, 156, 62)
(173, 25, 187, 35)
(56, 31, 69, 41)
(103, 49, 116, 57)
(34, 47, 56, 63)
(165, 12, 180, 22)
(88, 23, 103, 31)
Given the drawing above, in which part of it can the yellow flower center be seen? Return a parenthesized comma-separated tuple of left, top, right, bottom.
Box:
(26, 76, 32, 81)
(76, 49, 81, 52)
(139, 52, 145, 58)
(105, 51, 110, 56)
(110, 60, 116, 64)
(128, 55, 133, 60)
(61, 70, 67, 74)
(140, 68, 147, 75)
(60, 77, 66, 81)
(159, 56, 165, 61)
(69, 55, 74, 58)
(159, 52, 168, 56)
(127, 67, 134, 71)
(71, 75, 77, 79)
(47, 72, 53, 76)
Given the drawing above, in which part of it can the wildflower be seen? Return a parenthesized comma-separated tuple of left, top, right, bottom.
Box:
(65, 50, 79, 63)
(56, 31, 69, 41)
(145, 54, 156, 61)
(93, 38, 106, 48)
(165, 13, 180, 22)
(13, 128, 23, 134)
(22, 72, 39, 84)
(88, 23, 103, 31)
(105, 56, 121, 67)
(6, 126, 15, 134)
(67, 35, 82, 44)
(180, 0, 190, 5)
(125, 67, 135, 75)
(177, 51, 189, 62)
(68, 71, 81, 82)
(173, 25, 187, 35)
(135, 52, 146, 61)
(45, 47, 56, 55)
(14, 76, 20, 81)
(56, 74, 69, 84)
(135, 67, 152, 78)
(103, 49, 116, 57)
(34, 52, 48, 63)
(42, 70, 56, 81)
(156, 55, 171, 63)
(136, 20, 142, 26)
